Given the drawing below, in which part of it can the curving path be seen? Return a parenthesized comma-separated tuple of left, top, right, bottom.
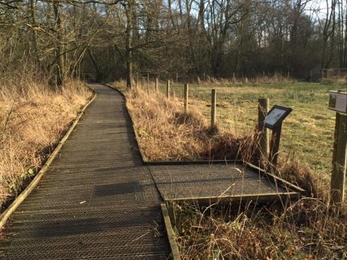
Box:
(0, 84, 171, 259)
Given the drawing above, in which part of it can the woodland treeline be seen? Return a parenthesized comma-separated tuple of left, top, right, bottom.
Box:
(0, 0, 346, 87)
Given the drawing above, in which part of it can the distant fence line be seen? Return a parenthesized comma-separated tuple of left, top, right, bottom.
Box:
(321, 68, 347, 81)
(135, 72, 283, 84)
(136, 70, 331, 84)
(136, 73, 191, 85)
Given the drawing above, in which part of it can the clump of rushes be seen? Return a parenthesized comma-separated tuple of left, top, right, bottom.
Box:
(0, 78, 92, 210)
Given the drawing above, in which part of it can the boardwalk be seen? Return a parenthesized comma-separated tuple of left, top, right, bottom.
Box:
(0, 84, 171, 259)
(148, 164, 302, 202)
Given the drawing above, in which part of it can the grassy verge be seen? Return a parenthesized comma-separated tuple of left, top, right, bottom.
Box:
(0, 77, 92, 210)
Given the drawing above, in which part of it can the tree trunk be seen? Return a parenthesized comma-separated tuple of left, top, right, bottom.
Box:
(30, 0, 41, 70)
(54, 2, 65, 86)
(125, 1, 135, 89)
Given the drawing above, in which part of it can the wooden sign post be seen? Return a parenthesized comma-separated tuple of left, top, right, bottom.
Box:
(211, 89, 216, 128)
(155, 77, 159, 92)
(263, 105, 292, 172)
(166, 80, 170, 99)
(258, 98, 269, 165)
(184, 84, 189, 113)
(328, 91, 347, 206)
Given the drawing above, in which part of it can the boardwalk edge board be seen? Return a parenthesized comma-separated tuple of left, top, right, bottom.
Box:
(161, 203, 181, 260)
(0, 86, 96, 229)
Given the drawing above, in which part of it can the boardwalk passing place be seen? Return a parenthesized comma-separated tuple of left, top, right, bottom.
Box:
(0, 84, 171, 259)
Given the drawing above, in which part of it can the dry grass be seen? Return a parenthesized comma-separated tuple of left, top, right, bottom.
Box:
(0, 76, 92, 209)
(124, 85, 248, 162)
(125, 87, 205, 161)
(172, 198, 347, 260)
(201, 74, 296, 85)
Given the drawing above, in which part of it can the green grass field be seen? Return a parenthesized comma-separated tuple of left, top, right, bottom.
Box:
(153, 81, 346, 177)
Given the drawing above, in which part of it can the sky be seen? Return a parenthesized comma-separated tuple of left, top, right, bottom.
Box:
(306, 0, 331, 20)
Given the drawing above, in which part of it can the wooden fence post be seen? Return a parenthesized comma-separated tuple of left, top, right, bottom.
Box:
(146, 73, 150, 93)
(184, 83, 189, 113)
(258, 98, 269, 164)
(211, 89, 216, 128)
(167, 80, 170, 99)
(136, 73, 139, 88)
(331, 112, 347, 205)
(155, 77, 159, 92)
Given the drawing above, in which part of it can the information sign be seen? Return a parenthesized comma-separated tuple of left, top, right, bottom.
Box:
(264, 105, 292, 129)
(328, 91, 347, 114)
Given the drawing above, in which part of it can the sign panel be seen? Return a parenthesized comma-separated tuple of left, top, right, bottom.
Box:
(329, 91, 347, 114)
(264, 105, 292, 129)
